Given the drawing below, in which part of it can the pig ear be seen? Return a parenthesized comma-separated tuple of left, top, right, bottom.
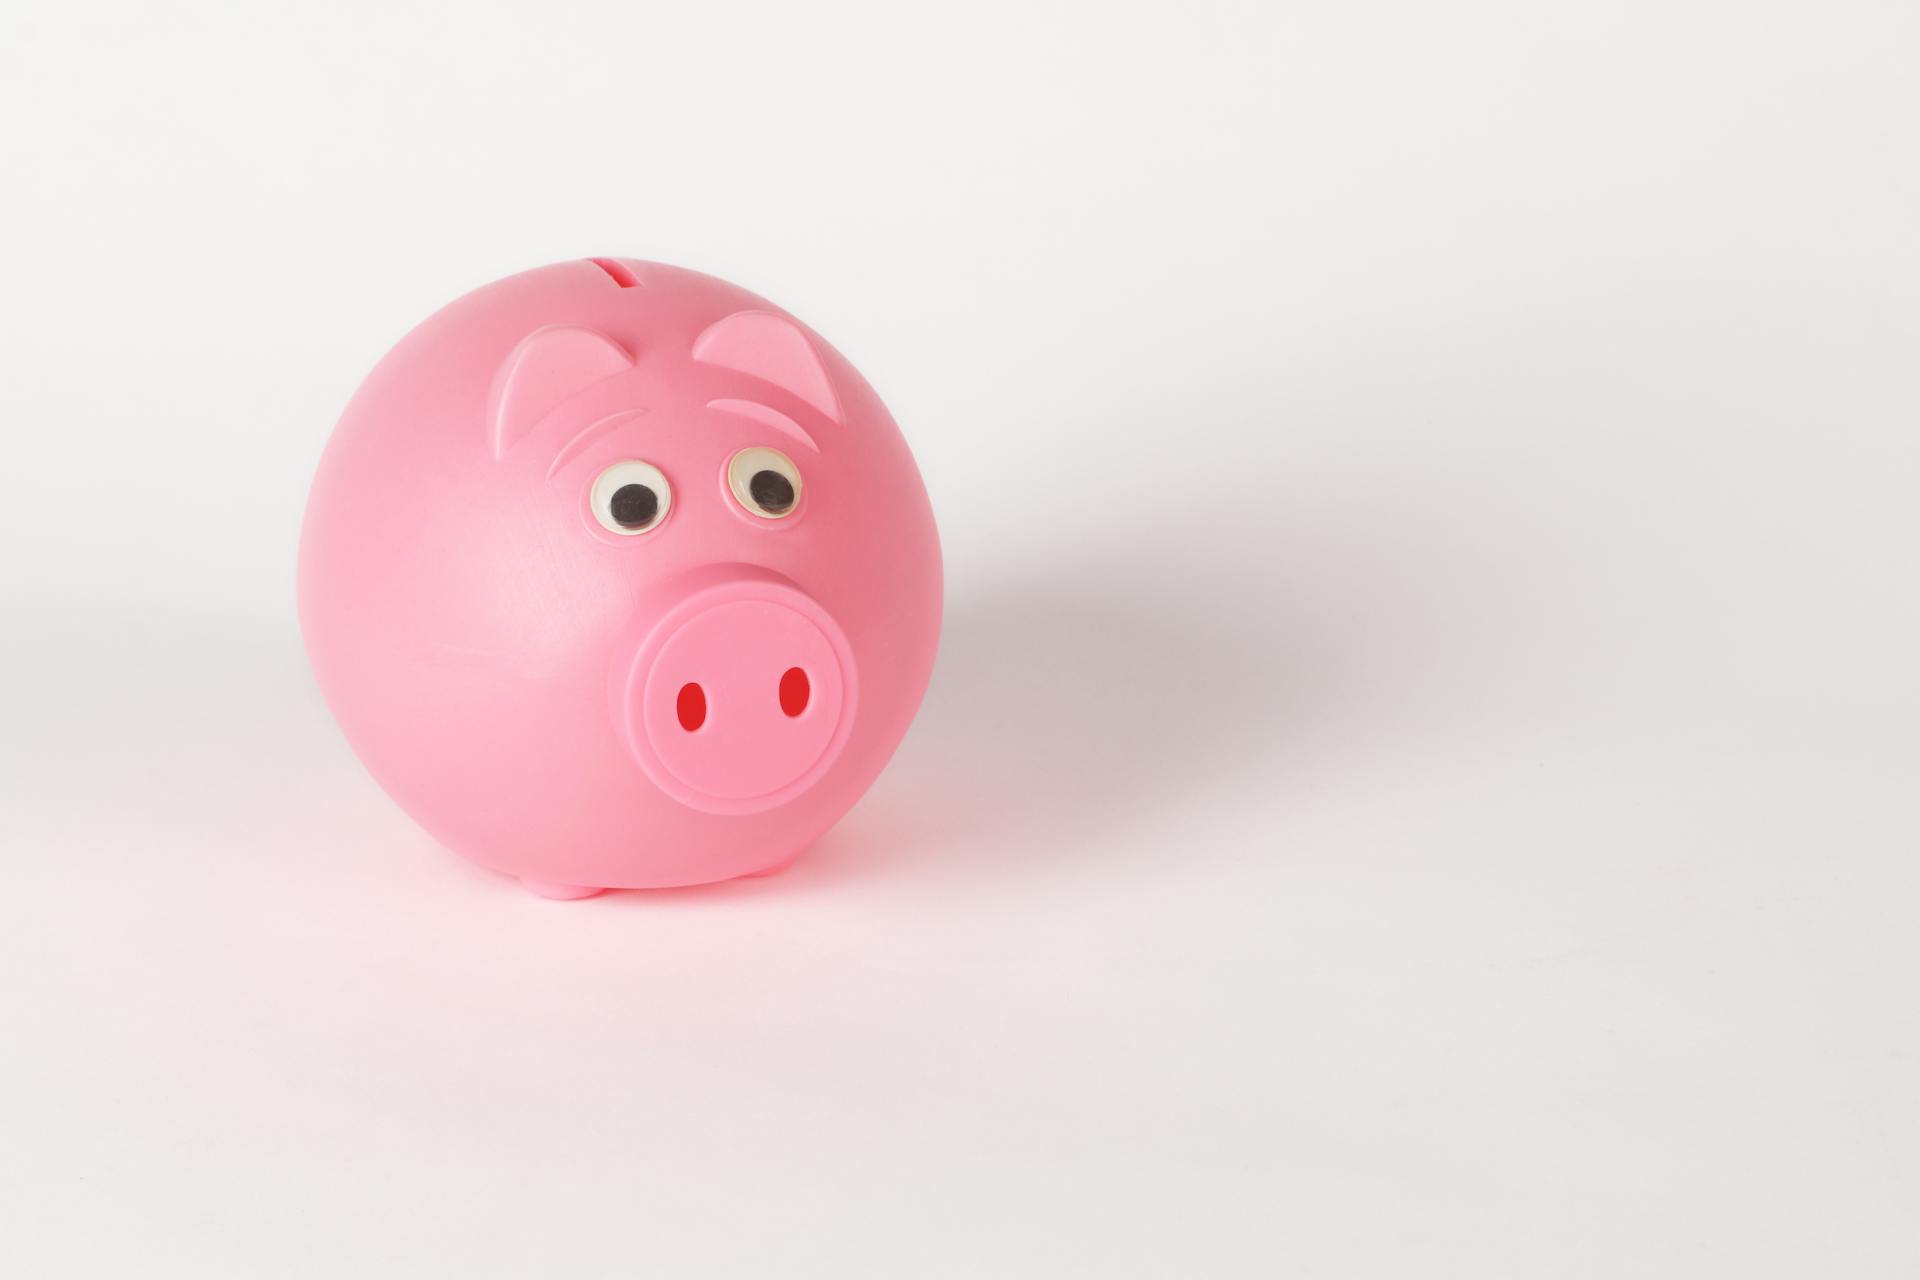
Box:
(487, 326, 633, 458)
(692, 311, 839, 422)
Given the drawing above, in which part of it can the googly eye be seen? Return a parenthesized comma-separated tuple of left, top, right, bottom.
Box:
(590, 460, 672, 535)
(726, 447, 802, 520)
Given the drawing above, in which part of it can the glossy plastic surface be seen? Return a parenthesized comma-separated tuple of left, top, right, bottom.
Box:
(298, 259, 942, 893)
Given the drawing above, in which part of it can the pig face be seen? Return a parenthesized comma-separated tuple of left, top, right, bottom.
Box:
(298, 260, 942, 894)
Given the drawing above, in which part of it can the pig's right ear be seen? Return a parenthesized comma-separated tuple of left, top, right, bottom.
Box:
(486, 326, 633, 459)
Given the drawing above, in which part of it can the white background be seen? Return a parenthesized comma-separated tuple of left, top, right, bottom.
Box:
(2, 2, 1916, 1275)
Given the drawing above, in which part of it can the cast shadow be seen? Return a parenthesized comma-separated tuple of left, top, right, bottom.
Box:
(803, 517, 1418, 883)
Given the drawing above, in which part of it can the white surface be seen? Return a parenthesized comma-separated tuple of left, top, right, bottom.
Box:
(2, 2, 1916, 1275)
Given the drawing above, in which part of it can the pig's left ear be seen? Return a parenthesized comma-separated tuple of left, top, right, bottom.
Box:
(692, 311, 840, 422)
(487, 326, 634, 459)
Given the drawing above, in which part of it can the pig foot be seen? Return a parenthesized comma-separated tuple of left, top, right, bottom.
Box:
(520, 878, 604, 900)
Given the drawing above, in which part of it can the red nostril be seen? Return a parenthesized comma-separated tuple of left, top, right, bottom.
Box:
(676, 682, 707, 731)
(779, 667, 810, 717)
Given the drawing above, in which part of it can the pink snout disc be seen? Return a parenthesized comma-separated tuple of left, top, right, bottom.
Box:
(617, 579, 855, 815)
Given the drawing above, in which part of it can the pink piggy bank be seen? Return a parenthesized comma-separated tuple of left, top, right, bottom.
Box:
(298, 258, 942, 898)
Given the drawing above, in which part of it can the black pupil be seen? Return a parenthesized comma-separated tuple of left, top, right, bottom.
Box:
(609, 483, 658, 528)
(748, 470, 795, 513)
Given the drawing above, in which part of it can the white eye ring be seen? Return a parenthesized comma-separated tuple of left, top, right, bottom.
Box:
(726, 447, 803, 520)
(590, 460, 672, 535)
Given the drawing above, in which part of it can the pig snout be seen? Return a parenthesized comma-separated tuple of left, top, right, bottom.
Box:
(611, 570, 856, 815)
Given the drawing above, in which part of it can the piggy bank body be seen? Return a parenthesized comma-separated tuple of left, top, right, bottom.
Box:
(298, 259, 941, 897)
